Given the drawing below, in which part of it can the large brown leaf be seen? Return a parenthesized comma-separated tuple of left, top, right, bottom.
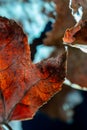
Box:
(0, 16, 66, 128)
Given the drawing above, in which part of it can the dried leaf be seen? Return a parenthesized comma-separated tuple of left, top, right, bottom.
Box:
(67, 46, 87, 88)
(48, 46, 87, 89)
(63, 21, 87, 44)
(0, 16, 66, 126)
(63, 20, 87, 52)
(43, 0, 75, 46)
(69, 0, 87, 19)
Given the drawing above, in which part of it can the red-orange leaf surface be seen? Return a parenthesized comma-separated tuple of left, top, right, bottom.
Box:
(0, 16, 66, 125)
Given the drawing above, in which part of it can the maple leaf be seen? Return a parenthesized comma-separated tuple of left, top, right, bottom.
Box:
(0, 16, 66, 129)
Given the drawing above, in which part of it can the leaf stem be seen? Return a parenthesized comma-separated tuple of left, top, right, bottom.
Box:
(2, 123, 13, 130)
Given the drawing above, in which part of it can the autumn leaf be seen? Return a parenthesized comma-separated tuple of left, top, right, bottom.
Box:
(63, 20, 87, 52)
(67, 46, 87, 88)
(63, 21, 87, 44)
(0, 16, 66, 129)
(69, 0, 87, 19)
(43, 0, 75, 46)
(47, 45, 87, 89)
